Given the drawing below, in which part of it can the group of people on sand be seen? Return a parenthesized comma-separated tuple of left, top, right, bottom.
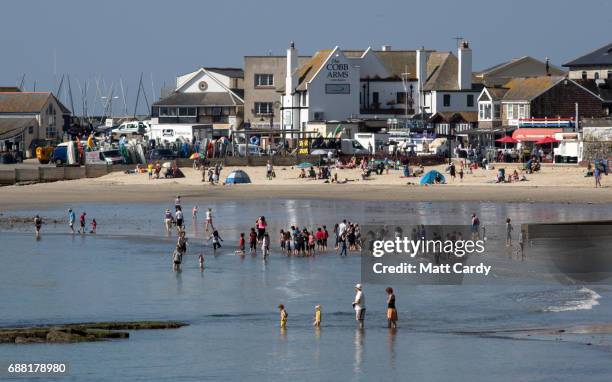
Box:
(278, 284, 398, 330)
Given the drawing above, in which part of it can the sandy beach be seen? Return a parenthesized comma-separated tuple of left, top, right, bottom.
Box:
(0, 163, 610, 210)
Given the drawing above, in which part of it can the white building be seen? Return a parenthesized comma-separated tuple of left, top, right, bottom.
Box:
(150, 67, 244, 142)
(280, 43, 422, 134)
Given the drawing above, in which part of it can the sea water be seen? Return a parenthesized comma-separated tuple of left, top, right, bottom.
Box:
(1, 200, 611, 381)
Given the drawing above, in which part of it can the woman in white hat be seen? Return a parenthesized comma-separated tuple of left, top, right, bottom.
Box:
(352, 283, 365, 329)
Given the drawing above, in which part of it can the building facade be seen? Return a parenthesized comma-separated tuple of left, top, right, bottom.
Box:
(243, 54, 310, 129)
(564, 42, 612, 80)
(0, 91, 71, 157)
(150, 68, 244, 141)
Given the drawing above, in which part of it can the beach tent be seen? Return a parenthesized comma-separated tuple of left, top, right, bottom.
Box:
(225, 169, 251, 184)
(420, 170, 445, 185)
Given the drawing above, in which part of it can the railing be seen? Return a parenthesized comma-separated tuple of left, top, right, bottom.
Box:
(518, 118, 575, 128)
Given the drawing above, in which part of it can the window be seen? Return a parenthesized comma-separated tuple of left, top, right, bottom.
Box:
(494, 104, 501, 119)
(178, 107, 196, 117)
(372, 92, 380, 106)
(160, 107, 177, 116)
(506, 104, 514, 120)
(255, 74, 274, 87)
(479, 103, 492, 120)
(594, 72, 600, 80)
(301, 93, 307, 106)
(254, 102, 273, 115)
(443, 94, 451, 107)
(581, 71, 587, 80)
(608, 71, 612, 80)
(396, 92, 407, 104)
(467, 94, 474, 107)
(518, 104, 527, 119)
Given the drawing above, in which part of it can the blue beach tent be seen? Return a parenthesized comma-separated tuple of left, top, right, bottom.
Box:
(225, 169, 251, 184)
(420, 170, 445, 185)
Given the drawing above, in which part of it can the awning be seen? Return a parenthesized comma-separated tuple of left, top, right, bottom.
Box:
(512, 128, 562, 142)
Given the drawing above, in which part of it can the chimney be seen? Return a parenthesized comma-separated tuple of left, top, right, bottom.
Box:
(416, 46, 428, 112)
(381, 44, 392, 52)
(286, 41, 298, 96)
(458, 40, 472, 90)
(545, 57, 550, 76)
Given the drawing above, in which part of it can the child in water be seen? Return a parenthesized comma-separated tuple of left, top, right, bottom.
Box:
(313, 305, 321, 327)
(198, 253, 204, 270)
(236, 233, 246, 255)
(208, 230, 223, 252)
(278, 304, 288, 329)
(90, 219, 97, 234)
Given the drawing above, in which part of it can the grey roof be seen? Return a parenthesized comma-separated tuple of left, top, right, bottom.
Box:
(564, 42, 612, 67)
(502, 76, 564, 101)
(0, 117, 38, 139)
(204, 67, 244, 78)
(574, 79, 612, 102)
(152, 92, 244, 107)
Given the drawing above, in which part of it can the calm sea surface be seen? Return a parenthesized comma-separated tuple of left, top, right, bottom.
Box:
(1, 200, 611, 381)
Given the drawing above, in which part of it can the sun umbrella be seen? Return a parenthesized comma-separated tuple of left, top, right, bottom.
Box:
(189, 153, 200, 160)
(535, 136, 560, 145)
(297, 162, 314, 169)
(496, 136, 518, 143)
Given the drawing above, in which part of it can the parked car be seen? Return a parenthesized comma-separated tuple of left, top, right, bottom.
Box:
(235, 144, 266, 157)
(85, 149, 126, 165)
(111, 121, 150, 138)
(147, 148, 177, 161)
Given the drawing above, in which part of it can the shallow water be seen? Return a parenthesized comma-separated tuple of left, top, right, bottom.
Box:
(1, 200, 612, 381)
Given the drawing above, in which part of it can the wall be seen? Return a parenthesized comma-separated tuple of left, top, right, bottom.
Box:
(568, 67, 612, 80)
(307, 50, 360, 121)
(243, 56, 310, 128)
(531, 80, 603, 119)
(431, 91, 479, 113)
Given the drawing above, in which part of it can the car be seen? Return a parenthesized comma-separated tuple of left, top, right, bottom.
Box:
(111, 121, 150, 138)
(147, 148, 177, 161)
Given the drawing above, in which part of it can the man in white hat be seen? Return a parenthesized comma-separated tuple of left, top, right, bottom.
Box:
(352, 283, 365, 329)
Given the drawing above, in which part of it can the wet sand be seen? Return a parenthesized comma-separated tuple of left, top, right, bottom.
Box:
(0, 166, 610, 211)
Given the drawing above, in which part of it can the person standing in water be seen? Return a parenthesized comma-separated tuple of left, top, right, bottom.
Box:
(386, 287, 398, 329)
(34, 215, 42, 238)
(249, 228, 257, 255)
(198, 253, 205, 270)
(164, 209, 174, 233)
(313, 305, 322, 327)
(236, 233, 246, 255)
(78, 212, 87, 235)
(192, 205, 199, 220)
(470, 213, 480, 240)
(68, 209, 76, 234)
(175, 207, 184, 233)
(352, 284, 365, 329)
(278, 304, 288, 329)
(208, 230, 223, 252)
(262, 232, 270, 260)
(172, 245, 182, 272)
(506, 218, 513, 247)
(174, 195, 181, 210)
(90, 219, 97, 234)
(205, 208, 215, 232)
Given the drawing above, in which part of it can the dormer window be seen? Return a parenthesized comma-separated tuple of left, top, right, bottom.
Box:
(581, 71, 587, 80)
(594, 72, 600, 80)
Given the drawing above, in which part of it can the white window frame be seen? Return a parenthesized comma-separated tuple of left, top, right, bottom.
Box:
(506, 104, 514, 120)
(254, 102, 273, 115)
(255, 74, 274, 87)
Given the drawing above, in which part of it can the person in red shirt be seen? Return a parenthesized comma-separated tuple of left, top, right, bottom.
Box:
(315, 228, 325, 251)
(236, 233, 246, 255)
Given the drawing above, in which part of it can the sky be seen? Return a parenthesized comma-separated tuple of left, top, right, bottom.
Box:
(1, 0, 611, 115)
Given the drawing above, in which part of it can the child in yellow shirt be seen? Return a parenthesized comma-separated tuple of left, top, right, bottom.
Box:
(278, 304, 288, 328)
(313, 305, 321, 327)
